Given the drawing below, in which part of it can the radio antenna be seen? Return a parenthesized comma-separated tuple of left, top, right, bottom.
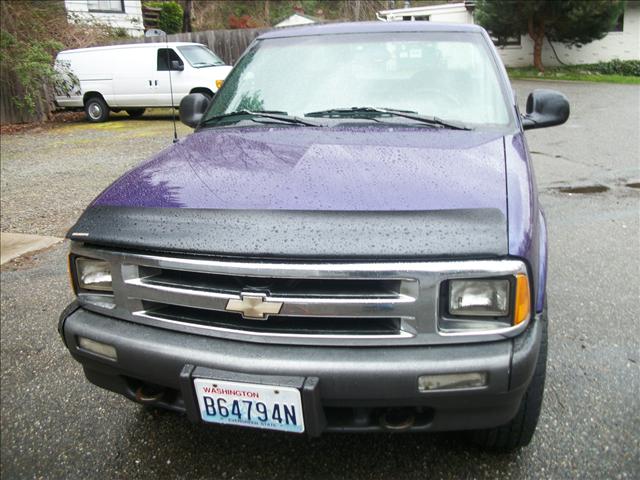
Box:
(145, 28, 178, 143)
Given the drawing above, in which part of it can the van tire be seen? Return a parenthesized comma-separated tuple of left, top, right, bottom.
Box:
(84, 96, 110, 122)
(469, 312, 548, 452)
(126, 108, 146, 118)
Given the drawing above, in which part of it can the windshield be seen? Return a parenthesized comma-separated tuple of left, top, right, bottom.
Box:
(177, 45, 225, 67)
(205, 32, 512, 129)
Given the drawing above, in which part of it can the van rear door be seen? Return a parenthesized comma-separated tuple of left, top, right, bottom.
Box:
(59, 50, 115, 107)
(113, 47, 156, 107)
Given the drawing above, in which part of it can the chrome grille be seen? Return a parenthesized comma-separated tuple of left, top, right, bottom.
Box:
(70, 242, 529, 346)
(123, 259, 417, 341)
(139, 301, 403, 336)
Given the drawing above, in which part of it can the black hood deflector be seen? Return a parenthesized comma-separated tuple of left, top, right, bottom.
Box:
(67, 207, 507, 259)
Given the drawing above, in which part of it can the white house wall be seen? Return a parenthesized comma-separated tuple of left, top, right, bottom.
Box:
(427, 11, 473, 24)
(64, 0, 144, 37)
(380, 4, 472, 24)
(275, 15, 316, 28)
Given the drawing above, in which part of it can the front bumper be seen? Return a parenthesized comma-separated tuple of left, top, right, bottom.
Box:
(60, 304, 543, 435)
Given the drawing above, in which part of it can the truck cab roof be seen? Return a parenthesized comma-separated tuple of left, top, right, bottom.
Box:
(258, 21, 484, 40)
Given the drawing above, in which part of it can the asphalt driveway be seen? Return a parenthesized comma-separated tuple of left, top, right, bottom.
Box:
(1, 82, 639, 479)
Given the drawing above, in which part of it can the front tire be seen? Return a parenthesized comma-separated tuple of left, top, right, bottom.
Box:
(470, 314, 548, 451)
(84, 96, 110, 122)
(126, 108, 146, 118)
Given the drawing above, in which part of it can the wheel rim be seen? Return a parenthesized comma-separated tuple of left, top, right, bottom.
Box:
(88, 102, 102, 120)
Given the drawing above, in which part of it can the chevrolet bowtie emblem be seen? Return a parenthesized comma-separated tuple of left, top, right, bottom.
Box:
(225, 293, 283, 320)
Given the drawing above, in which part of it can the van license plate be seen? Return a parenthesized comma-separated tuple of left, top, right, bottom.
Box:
(193, 378, 304, 433)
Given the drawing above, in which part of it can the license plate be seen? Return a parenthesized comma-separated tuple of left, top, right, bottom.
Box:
(193, 378, 305, 433)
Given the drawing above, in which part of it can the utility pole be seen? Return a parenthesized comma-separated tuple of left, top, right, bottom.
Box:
(182, 0, 192, 33)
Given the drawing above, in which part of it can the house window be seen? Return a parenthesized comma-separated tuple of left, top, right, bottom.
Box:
(88, 0, 125, 13)
(401, 15, 430, 21)
(610, 13, 624, 32)
(491, 35, 522, 47)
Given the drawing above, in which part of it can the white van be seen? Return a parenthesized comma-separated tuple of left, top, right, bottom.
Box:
(55, 42, 232, 122)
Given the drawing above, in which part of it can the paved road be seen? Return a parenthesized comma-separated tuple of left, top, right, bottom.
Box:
(1, 82, 639, 479)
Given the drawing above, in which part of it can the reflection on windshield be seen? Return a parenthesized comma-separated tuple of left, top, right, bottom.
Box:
(236, 91, 264, 111)
(206, 32, 512, 128)
(177, 45, 225, 67)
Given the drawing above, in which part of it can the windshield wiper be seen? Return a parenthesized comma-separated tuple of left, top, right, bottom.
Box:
(305, 107, 471, 130)
(201, 110, 321, 127)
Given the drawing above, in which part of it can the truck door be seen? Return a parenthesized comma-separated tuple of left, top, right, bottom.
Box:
(154, 48, 187, 107)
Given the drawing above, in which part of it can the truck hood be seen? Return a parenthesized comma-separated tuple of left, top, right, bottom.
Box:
(93, 126, 507, 213)
(71, 127, 510, 258)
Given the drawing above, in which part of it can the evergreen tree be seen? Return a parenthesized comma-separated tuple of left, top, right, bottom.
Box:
(475, 0, 626, 71)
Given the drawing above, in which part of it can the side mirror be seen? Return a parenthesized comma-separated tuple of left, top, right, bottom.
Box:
(171, 60, 184, 71)
(179, 93, 210, 128)
(522, 89, 569, 130)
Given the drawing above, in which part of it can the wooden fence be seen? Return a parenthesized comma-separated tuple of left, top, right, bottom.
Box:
(0, 27, 270, 124)
(111, 27, 271, 65)
(0, 72, 53, 124)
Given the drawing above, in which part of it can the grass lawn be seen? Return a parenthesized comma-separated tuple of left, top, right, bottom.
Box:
(508, 66, 640, 84)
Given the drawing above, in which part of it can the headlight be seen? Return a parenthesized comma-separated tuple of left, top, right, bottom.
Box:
(443, 273, 531, 332)
(75, 257, 112, 291)
(449, 279, 510, 317)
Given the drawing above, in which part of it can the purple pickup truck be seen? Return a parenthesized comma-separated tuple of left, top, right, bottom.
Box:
(59, 22, 569, 450)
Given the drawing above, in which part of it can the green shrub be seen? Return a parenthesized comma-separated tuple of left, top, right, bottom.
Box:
(593, 59, 640, 76)
(0, 31, 64, 114)
(111, 27, 129, 38)
(146, 1, 183, 34)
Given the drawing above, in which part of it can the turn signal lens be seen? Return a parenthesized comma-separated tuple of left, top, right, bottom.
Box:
(514, 274, 531, 325)
(78, 337, 117, 361)
(418, 372, 487, 391)
(215, 79, 224, 89)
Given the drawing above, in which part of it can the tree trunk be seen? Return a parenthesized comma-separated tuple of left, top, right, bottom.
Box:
(532, 33, 544, 72)
(354, 0, 361, 21)
(528, 16, 545, 72)
(264, 0, 270, 24)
